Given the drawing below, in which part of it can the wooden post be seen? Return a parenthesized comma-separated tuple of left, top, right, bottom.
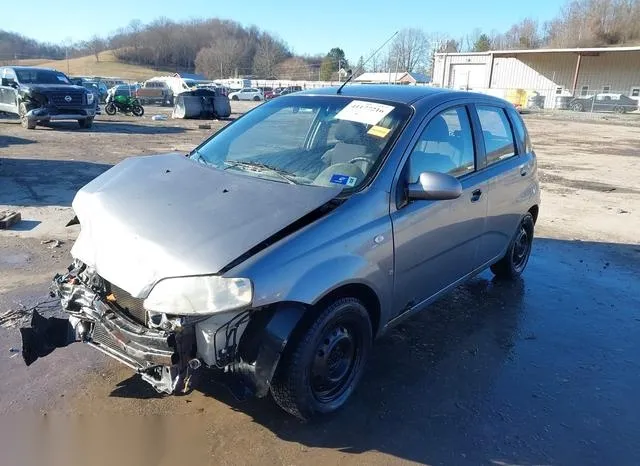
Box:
(572, 53, 582, 96)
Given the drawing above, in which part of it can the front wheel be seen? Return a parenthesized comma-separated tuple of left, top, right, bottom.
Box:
(104, 102, 117, 115)
(491, 213, 535, 279)
(271, 297, 372, 421)
(78, 117, 93, 129)
(19, 102, 36, 129)
(132, 104, 144, 117)
(613, 106, 626, 114)
(231, 95, 239, 101)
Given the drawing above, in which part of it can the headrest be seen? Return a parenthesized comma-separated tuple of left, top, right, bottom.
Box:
(335, 120, 366, 144)
(426, 115, 451, 143)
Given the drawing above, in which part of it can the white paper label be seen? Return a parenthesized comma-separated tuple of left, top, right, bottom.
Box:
(335, 100, 395, 126)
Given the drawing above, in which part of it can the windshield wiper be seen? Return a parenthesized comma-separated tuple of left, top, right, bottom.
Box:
(223, 160, 297, 185)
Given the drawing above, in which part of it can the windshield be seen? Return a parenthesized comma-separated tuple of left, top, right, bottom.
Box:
(191, 95, 411, 190)
(16, 69, 71, 85)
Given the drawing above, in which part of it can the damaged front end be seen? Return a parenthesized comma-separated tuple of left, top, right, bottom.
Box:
(22, 261, 305, 398)
(22, 261, 201, 394)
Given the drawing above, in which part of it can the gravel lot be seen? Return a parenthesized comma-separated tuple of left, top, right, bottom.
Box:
(1, 103, 639, 465)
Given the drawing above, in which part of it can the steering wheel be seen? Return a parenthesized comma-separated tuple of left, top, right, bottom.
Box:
(349, 156, 374, 172)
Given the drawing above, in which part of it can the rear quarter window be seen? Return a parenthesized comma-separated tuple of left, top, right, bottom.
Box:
(507, 108, 532, 153)
(476, 105, 517, 165)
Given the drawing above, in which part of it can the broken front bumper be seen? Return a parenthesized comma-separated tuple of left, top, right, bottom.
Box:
(26, 106, 95, 122)
(21, 268, 198, 394)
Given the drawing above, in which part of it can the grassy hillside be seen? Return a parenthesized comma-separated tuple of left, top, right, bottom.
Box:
(14, 51, 176, 81)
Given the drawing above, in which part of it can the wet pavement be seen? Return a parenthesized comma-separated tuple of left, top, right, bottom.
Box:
(2, 235, 639, 465)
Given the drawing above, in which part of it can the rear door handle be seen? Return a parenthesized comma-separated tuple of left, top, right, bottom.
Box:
(471, 189, 482, 202)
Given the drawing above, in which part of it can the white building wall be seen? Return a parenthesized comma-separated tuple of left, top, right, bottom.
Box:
(434, 50, 640, 109)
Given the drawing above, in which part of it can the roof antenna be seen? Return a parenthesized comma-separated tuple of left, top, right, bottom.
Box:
(337, 30, 399, 95)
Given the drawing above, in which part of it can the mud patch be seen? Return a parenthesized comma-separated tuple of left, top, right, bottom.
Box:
(540, 172, 640, 194)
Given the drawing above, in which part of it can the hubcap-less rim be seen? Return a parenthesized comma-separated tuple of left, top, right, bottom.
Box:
(311, 323, 358, 403)
(512, 225, 531, 272)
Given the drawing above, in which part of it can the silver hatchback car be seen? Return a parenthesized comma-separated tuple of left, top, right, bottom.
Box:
(21, 86, 539, 420)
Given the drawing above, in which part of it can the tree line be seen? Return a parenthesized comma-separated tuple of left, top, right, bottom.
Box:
(2, 0, 640, 79)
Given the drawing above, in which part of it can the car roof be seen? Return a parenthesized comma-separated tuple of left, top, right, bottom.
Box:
(3, 66, 59, 72)
(296, 84, 473, 105)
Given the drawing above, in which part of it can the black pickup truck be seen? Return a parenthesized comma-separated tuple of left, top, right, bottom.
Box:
(0, 66, 96, 129)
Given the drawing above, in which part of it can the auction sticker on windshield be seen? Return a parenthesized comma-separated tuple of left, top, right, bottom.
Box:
(330, 174, 358, 187)
(335, 100, 395, 126)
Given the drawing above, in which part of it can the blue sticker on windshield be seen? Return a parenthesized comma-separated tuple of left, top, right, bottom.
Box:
(330, 174, 357, 187)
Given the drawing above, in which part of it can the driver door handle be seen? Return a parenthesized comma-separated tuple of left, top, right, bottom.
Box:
(471, 189, 482, 203)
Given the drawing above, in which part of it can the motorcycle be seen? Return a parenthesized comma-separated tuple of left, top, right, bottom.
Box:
(104, 94, 144, 117)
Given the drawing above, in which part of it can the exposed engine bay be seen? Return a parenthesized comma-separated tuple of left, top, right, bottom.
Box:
(21, 260, 253, 394)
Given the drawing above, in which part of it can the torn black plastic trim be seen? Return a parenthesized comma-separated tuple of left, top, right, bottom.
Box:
(20, 311, 77, 366)
(232, 302, 307, 397)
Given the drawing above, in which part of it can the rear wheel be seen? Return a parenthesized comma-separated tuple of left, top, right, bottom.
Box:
(271, 297, 372, 421)
(571, 102, 584, 112)
(491, 213, 535, 279)
(104, 102, 117, 115)
(253, 96, 260, 101)
(132, 104, 144, 117)
(19, 102, 36, 129)
(613, 105, 626, 114)
(78, 117, 93, 129)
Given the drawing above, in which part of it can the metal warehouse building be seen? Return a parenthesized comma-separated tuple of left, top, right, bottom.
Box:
(433, 46, 640, 110)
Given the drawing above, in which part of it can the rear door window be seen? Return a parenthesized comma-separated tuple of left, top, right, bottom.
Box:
(476, 106, 516, 166)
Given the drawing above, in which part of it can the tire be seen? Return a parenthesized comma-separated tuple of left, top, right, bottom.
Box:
(104, 102, 117, 115)
(253, 96, 260, 101)
(19, 102, 36, 129)
(78, 117, 93, 129)
(491, 213, 535, 280)
(571, 102, 584, 112)
(132, 105, 144, 117)
(271, 297, 372, 421)
(232, 95, 239, 101)
(613, 106, 626, 114)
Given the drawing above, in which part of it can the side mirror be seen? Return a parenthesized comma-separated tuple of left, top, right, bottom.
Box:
(407, 171, 463, 201)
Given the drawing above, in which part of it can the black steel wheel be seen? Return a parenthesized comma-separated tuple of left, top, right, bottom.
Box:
(104, 102, 117, 115)
(491, 212, 535, 279)
(271, 297, 372, 420)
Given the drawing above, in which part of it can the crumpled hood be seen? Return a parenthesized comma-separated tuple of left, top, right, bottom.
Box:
(71, 153, 341, 297)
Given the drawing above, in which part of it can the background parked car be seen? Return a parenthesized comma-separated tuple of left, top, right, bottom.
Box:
(136, 80, 174, 106)
(267, 86, 303, 100)
(229, 88, 263, 101)
(107, 84, 140, 100)
(570, 93, 638, 113)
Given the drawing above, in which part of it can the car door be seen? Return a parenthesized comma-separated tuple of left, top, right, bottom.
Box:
(0, 68, 18, 114)
(391, 104, 489, 317)
(475, 104, 536, 264)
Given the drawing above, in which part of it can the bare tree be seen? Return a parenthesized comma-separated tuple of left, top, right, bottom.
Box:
(389, 28, 430, 72)
(195, 36, 243, 78)
(276, 57, 310, 80)
(86, 35, 106, 62)
(253, 34, 288, 78)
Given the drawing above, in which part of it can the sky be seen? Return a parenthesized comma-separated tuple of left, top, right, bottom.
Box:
(3, 0, 565, 61)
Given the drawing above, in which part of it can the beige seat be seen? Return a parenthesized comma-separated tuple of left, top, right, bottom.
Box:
(321, 120, 374, 173)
